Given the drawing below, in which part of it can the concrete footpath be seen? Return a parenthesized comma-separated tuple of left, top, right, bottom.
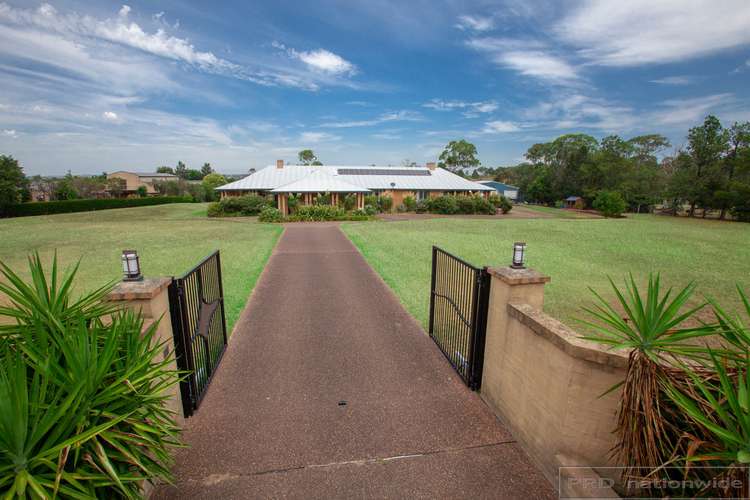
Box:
(154, 224, 554, 499)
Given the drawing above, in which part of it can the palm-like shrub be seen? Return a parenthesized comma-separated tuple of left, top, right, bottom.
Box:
(663, 287, 750, 497)
(0, 254, 181, 498)
(665, 351, 750, 498)
(581, 274, 715, 488)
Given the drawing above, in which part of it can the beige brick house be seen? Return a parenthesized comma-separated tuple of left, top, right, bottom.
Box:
(106, 171, 178, 197)
(216, 161, 493, 214)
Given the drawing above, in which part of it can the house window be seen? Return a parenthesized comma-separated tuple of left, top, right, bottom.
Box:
(416, 190, 428, 200)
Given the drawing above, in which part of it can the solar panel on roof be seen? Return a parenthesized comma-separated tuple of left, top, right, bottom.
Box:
(336, 168, 431, 176)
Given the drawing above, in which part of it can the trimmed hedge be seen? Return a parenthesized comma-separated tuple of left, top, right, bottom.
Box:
(0, 196, 193, 218)
(257, 205, 372, 223)
(423, 194, 497, 215)
(206, 195, 272, 217)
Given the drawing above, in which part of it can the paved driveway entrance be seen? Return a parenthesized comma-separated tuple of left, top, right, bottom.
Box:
(154, 224, 554, 499)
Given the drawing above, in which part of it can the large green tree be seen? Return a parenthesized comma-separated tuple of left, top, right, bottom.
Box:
(298, 149, 322, 166)
(174, 161, 188, 179)
(684, 115, 729, 216)
(718, 122, 750, 219)
(0, 155, 28, 208)
(438, 140, 480, 173)
(200, 162, 213, 177)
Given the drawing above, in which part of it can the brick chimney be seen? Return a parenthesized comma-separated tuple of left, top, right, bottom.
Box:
(276, 159, 284, 169)
(426, 162, 436, 171)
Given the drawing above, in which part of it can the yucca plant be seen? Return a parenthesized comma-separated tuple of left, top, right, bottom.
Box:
(709, 286, 750, 355)
(658, 286, 750, 498)
(581, 273, 716, 490)
(0, 254, 181, 498)
(664, 350, 750, 498)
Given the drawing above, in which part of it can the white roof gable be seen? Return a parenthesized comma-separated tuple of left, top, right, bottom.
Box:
(271, 170, 370, 193)
(217, 165, 493, 192)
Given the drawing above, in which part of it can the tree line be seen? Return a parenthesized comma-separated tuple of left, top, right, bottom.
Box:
(438, 116, 749, 221)
(0, 158, 228, 208)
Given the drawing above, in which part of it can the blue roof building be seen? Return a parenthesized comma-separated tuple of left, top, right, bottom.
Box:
(479, 181, 520, 201)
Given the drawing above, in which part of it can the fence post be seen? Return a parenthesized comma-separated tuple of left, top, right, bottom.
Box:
(106, 277, 185, 428)
(428, 246, 437, 338)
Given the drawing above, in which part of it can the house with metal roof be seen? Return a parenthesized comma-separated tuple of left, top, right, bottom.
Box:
(106, 171, 178, 197)
(217, 160, 494, 214)
(479, 181, 519, 201)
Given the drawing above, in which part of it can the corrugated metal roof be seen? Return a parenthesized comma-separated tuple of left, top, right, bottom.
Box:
(217, 165, 493, 192)
(271, 171, 370, 193)
(480, 181, 519, 191)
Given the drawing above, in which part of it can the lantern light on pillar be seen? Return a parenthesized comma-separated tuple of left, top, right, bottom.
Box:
(121, 250, 142, 281)
(511, 242, 526, 269)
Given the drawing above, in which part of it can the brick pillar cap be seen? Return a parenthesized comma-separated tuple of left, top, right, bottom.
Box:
(487, 266, 551, 285)
(106, 277, 172, 301)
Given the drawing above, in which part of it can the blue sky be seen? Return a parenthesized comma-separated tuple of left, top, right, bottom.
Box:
(0, 0, 749, 175)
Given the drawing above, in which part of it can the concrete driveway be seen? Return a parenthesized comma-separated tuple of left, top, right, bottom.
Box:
(154, 224, 554, 499)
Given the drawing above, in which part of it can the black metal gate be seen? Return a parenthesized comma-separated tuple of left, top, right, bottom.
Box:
(168, 250, 228, 417)
(428, 246, 490, 390)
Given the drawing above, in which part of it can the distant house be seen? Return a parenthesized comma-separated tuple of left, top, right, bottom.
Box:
(106, 171, 178, 197)
(216, 160, 494, 214)
(479, 181, 519, 201)
(565, 196, 584, 209)
(29, 180, 53, 202)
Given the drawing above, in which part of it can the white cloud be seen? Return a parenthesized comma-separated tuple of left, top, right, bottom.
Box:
(371, 132, 401, 140)
(466, 38, 578, 83)
(482, 120, 520, 133)
(272, 41, 356, 76)
(102, 111, 119, 121)
(455, 15, 494, 32)
(2, 129, 18, 138)
(497, 50, 578, 82)
(299, 131, 340, 143)
(521, 93, 636, 131)
(557, 0, 750, 66)
(652, 93, 735, 126)
(423, 99, 498, 116)
(0, 3, 344, 91)
(650, 76, 694, 85)
(0, 3, 234, 72)
(320, 110, 422, 128)
(297, 49, 355, 75)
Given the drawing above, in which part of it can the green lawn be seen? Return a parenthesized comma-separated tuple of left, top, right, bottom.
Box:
(523, 204, 597, 218)
(342, 214, 750, 331)
(0, 204, 282, 333)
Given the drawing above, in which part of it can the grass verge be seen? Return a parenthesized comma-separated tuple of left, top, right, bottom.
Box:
(342, 214, 750, 330)
(0, 203, 282, 333)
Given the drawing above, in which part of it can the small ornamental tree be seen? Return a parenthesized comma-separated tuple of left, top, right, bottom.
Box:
(593, 190, 626, 217)
(0, 155, 29, 209)
(202, 173, 227, 202)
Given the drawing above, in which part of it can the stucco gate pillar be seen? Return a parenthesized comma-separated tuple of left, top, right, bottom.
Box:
(106, 278, 184, 428)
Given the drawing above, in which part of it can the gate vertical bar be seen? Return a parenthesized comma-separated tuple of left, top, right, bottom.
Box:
(216, 251, 228, 345)
(428, 245, 437, 338)
(469, 268, 491, 389)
